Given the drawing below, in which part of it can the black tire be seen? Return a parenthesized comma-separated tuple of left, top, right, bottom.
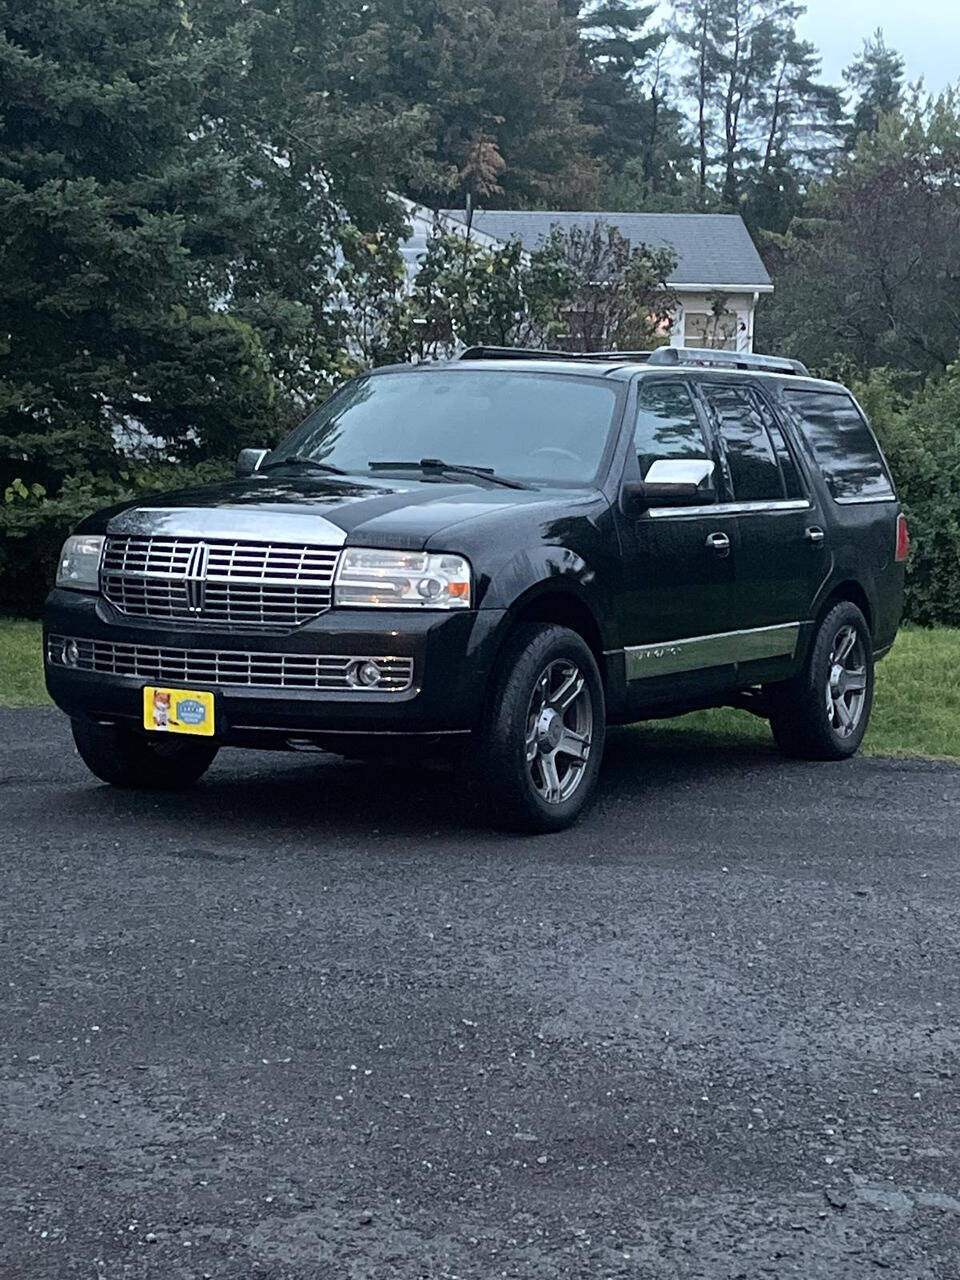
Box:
(765, 601, 874, 761)
(71, 718, 219, 790)
(470, 623, 606, 833)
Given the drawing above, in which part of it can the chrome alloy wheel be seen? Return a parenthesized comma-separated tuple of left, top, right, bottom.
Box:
(524, 659, 593, 805)
(826, 623, 868, 738)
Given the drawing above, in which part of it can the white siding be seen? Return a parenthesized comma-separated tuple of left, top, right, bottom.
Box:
(669, 291, 757, 353)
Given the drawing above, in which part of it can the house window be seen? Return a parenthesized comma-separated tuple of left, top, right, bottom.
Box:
(683, 310, 738, 350)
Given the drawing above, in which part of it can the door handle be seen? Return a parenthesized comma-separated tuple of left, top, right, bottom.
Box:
(805, 525, 825, 546)
(705, 531, 731, 557)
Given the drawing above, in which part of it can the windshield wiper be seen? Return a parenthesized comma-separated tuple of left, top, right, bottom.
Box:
(368, 458, 532, 490)
(262, 456, 347, 475)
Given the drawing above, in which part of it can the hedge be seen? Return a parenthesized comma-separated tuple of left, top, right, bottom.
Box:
(856, 365, 960, 628)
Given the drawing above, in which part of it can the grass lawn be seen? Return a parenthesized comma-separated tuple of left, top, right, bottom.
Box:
(1, 617, 958, 758)
(0, 619, 49, 707)
(629, 625, 960, 760)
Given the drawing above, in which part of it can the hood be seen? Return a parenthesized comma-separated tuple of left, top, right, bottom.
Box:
(81, 470, 578, 550)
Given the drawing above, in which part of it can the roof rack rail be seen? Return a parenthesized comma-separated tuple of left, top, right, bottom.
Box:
(458, 345, 651, 364)
(647, 347, 810, 376)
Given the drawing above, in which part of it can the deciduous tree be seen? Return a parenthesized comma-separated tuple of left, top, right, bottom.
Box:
(758, 93, 960, 375)
(534, 223, 678, 351)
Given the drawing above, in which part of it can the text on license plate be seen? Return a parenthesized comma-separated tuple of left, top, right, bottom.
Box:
(143, 686, 215, 737)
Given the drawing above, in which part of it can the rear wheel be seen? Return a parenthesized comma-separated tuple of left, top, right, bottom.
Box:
(72, 718, 219, 789)
(471, 623, 605, 833)
(765, 601, 874, 760)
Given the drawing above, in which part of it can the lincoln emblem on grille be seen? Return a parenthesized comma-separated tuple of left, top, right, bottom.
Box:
(183, 541, 209, 613)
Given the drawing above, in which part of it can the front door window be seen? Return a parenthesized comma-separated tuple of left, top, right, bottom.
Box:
(634, 380, 713, 486)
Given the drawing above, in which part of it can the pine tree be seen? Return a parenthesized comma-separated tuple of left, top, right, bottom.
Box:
(0, 0, 427, 610)
(744, 33, 843, 230)
(672, 0, 843, 218)
(578, 1, 661, 174)
(843, 28, 905, 146)
(359, 0, 598, 206)
(672, 0, 721, 202)
(578, 0, 690, 201)
(709, 0, 800, 208)
(0, 0, 290, 536)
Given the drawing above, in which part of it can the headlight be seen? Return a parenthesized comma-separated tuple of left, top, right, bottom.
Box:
(56, 535, 104, 591)
(334, 548, 471, 609)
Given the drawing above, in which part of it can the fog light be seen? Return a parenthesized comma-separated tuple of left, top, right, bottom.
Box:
(62, 639, 80, 667)
(347, 659, 382, 688)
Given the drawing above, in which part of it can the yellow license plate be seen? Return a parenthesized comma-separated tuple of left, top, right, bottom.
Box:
(143, 686, 215, 737)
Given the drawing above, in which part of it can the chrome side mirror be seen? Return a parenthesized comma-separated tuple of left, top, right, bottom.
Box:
(236, 447, 269, 478)
(643, 458, 715, 491)
(621, 457, 715, 516)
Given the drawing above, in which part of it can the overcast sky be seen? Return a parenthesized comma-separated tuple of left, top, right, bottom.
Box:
(795, 0, 954, 94)
(654, 1, 956, 96)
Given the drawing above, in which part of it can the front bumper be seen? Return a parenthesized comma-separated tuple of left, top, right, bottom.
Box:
(44, 589, 506, 742)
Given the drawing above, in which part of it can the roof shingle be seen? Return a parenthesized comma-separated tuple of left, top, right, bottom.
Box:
(439, 210, 772, 289)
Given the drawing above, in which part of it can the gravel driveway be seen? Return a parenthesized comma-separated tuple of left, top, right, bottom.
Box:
(2, 707, 959, 1279)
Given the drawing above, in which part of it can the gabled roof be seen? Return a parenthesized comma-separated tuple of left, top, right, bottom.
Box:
(439, 210, 772, 291)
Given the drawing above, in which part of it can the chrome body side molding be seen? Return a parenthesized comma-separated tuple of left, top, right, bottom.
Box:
(832, 495, 898, 506)
(624, 622, 801, 680)
(647, 498, 811, 520)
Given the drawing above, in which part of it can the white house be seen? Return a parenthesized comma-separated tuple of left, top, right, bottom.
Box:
(436, 209, 773, 353)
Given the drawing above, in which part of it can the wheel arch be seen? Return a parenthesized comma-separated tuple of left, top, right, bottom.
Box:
(478, 586, 611, 725)
(817, 579, 873, 632)
(502, 586, 606, 675)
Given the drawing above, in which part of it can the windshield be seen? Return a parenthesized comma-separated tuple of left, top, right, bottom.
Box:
(267, 369, 622, 486)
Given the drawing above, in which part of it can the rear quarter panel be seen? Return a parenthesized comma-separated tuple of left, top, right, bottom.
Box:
(815, 499, 904, 652)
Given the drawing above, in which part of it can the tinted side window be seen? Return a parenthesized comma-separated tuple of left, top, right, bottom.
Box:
(784, 390, 894, 502)
(634, 381, 710, 480)
(701, 385, 784, 501)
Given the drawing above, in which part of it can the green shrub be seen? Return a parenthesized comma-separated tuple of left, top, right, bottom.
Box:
(0, 461, 232, 617)
(858, 366, 960, 626)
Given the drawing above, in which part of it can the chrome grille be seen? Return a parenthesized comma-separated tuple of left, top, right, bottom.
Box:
(48, 636, 414, 692)
(100, 536, 340, 628)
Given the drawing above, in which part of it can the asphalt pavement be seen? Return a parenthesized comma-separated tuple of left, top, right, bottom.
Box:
(2, 706, 959, 1279)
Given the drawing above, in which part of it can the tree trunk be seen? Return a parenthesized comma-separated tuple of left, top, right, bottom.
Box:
(644, 87, 660, 193)
(762, 58, 788, 176)
(721, 1, 742, 206)
(696, 7, 709, 201)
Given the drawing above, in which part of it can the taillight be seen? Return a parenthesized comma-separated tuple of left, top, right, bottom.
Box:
(895, 512, 910, 562)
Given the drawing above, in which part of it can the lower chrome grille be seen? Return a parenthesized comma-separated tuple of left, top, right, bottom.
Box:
(48, 636, 414, 693)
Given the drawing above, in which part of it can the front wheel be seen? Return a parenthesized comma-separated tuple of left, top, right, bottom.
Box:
(471, 624, 605, 833)
(765, 601, 874, 760)
(71, 718, 219, 789)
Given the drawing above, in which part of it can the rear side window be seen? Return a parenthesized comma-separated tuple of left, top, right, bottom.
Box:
(633, 381, 710, 480)
(783, 390, 894, 503)
(700, 384, 784, 501)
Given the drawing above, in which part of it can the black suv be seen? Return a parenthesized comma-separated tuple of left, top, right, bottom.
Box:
(45, 346, 907, 831)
